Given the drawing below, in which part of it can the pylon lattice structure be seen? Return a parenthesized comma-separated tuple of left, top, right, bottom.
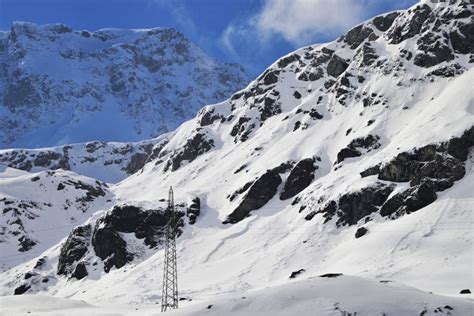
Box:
(161, 186, 178, 312)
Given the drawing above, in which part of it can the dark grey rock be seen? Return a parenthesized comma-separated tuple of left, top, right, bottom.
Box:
(360, 165, 380, 178)
(224, 168, 282, 224)
(388, 4, 432, 44)
(14, 284, 31, 295)
(344, 25, 374, 49)
(187, 197, 200, 225)
(414, 33, 454, 68)
(410, 155, 465, 190)
(445, 126, 474, 161)
(71, 262, 88, 280)
(199, 108, 223, 127)
(327, 55, 348, 78)
(337, 148, 362, 163)
(18, 236, 36, 252)
(166, 133, 214, 171)
(230, 117, 251, 137)
(65, 179, 107, 203)
(380, 182, 437, 218)
(57, 225, 92, 276)
(259, 97, 282, 122)
(280, 158, 318, 200)
(336, 184, 394, 226)
(228, 181, 254, 202)
(33, 151, 62, 168)
(337, 135, 380, 163)
(429, 63, 464, 78)
(378, 152, 422, 182)
(93, 225, 130, 273)
(125, 152, 149, 174)
(309, 109, 323, 120)
(450, 22, 474, 54)
(34, 257, 46, 269)
(305, 200, 336, 222)
(373, 12, 399, 31)
(277, 54, 300, 68)
(358, 43, 378, 66)
(289, 269, 306, 279)
(260, 69, 280, 85)
(319, 273, 343, 278)
(355, 227, 368, 238)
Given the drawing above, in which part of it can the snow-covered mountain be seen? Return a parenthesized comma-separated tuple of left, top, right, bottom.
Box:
(0, 22, 248, 148)
(0, 0, 473, 314)
(0, 165, 112, 271)
(0, 134, 169, 183)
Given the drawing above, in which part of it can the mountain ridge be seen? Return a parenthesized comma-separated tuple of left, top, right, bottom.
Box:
(0, 22, 249, 148)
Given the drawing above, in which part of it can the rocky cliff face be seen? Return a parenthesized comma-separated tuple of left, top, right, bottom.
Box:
(0, 23, 248, 148)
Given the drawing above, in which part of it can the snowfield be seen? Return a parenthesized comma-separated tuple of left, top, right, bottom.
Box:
(0, 0, 473, 315)
(1, 275, 473, 315)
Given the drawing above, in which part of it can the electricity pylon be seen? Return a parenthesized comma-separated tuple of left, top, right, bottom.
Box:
(161, 186, 178, 312)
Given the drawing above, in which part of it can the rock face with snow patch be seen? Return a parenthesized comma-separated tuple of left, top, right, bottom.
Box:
(280, 158, 319, 200)
(224, 168, 282, 224)
(0, 168, 110, 270)
(57, 225, 92, 279)
(305, 127, 473, 225)
(57, 204, 190, 277)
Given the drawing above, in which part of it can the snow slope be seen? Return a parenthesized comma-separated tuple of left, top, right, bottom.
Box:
(1, 276, 473, 315)
(0, 23, 248, 148)
(0, 165, 112, 270)
(0, 0, 473, 313)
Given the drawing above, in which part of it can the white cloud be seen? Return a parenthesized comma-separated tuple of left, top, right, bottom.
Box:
(256, 0, 364, 44)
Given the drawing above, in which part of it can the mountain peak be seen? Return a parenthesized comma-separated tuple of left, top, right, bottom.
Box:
(0, 22, 249, 148)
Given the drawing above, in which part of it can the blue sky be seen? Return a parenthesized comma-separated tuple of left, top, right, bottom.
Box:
(0, 0, 418, 77)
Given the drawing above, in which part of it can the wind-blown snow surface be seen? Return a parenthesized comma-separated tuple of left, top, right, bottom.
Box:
(0, 0, 473, 314)
(0, 22, 248, 148)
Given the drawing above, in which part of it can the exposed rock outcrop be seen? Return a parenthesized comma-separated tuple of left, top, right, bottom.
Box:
(224, 169, 282, 224)
(165, 132, 214, 171)
(337, 135, 380, 163)
(355, 227, 369, 238)
(187, 197, 201, 225)
(280, 158, 318, 200)
(57, 225, 92, 278)
(307, 127, 473, 226)
(57, 205, 188, 276)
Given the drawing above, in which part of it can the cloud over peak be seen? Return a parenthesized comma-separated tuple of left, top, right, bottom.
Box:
(256, 0, 365, 44)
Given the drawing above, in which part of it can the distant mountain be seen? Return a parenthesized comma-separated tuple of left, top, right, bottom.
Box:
(0, 22, 248, 148)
